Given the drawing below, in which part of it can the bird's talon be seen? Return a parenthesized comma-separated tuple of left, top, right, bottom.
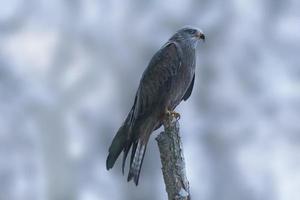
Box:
(171, 112, 180, 120)
(173, 112, 181, 120)
(164, 110, 180, 121)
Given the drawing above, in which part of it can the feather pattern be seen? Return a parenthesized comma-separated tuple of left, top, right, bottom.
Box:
(106, 27, 204, 185)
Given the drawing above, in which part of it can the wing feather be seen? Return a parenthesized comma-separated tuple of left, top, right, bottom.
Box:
(182, 73, 195, 101)
(134, 42, 182, 118)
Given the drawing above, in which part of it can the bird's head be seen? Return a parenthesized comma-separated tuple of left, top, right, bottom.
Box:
(170, 26, 205, 47)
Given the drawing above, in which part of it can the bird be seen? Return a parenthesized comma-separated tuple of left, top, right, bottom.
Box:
(106, 26, 205, 185)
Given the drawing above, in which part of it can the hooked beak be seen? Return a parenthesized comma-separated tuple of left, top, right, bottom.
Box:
(196, 31, 205, 41)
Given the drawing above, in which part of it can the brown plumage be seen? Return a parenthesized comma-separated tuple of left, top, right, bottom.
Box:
(106, 26, 205, 185)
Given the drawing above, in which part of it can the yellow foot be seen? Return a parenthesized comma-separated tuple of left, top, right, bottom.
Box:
(165, 109, 181, 120)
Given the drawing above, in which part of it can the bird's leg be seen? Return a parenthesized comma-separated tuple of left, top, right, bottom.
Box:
(164, 108, 181, 121)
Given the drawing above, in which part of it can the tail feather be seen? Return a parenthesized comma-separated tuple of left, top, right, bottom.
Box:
(107, 98, 155, 185)
(106, 105, 136, 170)
(106, 123, 129, 170)
(122, 141, 132, 174)
(129, 141, 138, 172)
(127, 139, 148, 185)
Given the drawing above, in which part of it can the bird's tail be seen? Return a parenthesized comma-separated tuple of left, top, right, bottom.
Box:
(127, 135, 150, 185)
(106, 122, 129, 170)
(106, 101, 156, 185)
(106, 109, 134, 170)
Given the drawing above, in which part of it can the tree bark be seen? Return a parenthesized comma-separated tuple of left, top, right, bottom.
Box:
(156, 116, 191, 200)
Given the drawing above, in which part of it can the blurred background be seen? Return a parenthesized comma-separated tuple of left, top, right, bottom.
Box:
(0, 0, 300, 200)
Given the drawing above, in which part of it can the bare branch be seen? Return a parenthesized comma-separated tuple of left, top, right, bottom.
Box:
(156, 117, 191, 200)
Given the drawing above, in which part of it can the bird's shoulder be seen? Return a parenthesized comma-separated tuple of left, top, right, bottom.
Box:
(151, 41, 182, 66)
(141, 41, 182, 81)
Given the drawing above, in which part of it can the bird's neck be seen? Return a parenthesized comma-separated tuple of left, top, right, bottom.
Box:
(177, 40, 196, 53)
